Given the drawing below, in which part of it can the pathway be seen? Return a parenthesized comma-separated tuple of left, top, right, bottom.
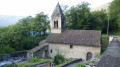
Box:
(96, 37, 120, 67)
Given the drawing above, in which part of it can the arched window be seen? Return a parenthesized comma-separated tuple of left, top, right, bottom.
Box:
(86, 52, 92, 61)
(51, 49, 52, 53)
(54, 20, 58, 28)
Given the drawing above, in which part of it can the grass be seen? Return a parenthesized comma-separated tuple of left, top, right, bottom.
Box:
(113, 31, 120, 36)
(5, 58, 73, 67)
(88, 61, 98, 66)
(55, 59, 73, 67)
(95, 53, 103, 58)
(5, 58, 53, 67)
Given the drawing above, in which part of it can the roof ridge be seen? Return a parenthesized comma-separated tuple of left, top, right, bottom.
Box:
(51, 3, 64, 17)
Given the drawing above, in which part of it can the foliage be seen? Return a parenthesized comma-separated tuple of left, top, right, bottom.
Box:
(88, 61, 98, 66)
(0, 12, 49, 54)
(5, 58, 72, 67)
(29, 56, 40, 63)
(90, 10, 108, 33)
(113, 31, 120, 36)
(95, 53, 103, 58)
(53, 53, 65, 65)
(76, 64, 86, 67)
(55, 59, 73, 67)
(0, 45, 15, 55)
(109, 0, 120, 32)
(65, 2, 91, 30)
(64, 2, 108, 33)
(101, 34, 109, 52)
(4, 64, 18, 67)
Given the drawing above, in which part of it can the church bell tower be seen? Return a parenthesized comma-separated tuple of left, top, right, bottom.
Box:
(50, 3, 65, 33)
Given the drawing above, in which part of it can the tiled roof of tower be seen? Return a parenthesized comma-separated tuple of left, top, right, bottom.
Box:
(51, 2, 65, 18)
(46, 30, 101, 47)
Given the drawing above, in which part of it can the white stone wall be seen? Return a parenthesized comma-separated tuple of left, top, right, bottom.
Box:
(51, 28, 61, 33)
(48, 43, 101, 61)
(109, 36, 113, 43)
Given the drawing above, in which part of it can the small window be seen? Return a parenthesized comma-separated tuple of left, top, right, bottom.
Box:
(70, 45, 73, 49)
(51, 49, 52, 53)
(45, 50, 48, 53)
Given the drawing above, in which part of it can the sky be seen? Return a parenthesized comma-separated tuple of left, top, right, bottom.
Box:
(0, 0, 113, 17)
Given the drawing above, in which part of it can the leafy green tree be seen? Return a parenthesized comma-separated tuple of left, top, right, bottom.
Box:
(0, 45, 15, 55)
(65, 2, 91, 30)
(109, 0, 120, 32)
(90, 10, 108, 33)
(64, 2, 108, 33)
(0, 12, 49, 54)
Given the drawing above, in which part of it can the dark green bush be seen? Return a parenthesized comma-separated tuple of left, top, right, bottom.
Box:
(76, 64, 86, 67)
(53, 53, 65, 65)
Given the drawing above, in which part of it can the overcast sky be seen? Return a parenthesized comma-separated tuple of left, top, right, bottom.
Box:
(0, 0, 113, 17)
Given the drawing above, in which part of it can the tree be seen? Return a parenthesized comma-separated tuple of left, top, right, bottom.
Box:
(109, 0, 120, 32)
(0, 12, 50, 55)
(65, 2, 91, 30)
(90, 10, 108, 33)
(64, 2, 108, 33)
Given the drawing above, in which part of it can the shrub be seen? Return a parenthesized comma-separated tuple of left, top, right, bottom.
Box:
(29, 56, 40, 62)
(53, 53, 65, 65)
(102, 34, 109, 53)
(76, 64, 86, 67)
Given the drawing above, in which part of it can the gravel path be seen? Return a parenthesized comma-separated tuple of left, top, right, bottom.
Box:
(96, 37, 120, 67)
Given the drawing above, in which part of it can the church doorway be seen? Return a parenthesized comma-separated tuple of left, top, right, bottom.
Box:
(86, 52, 92, 61)
(45, 50, 48, 57)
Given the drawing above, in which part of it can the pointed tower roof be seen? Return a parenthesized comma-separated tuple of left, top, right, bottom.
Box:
(51, 2, 64, 18)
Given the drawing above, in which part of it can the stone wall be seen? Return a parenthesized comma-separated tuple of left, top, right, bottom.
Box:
(48, 43, 101, 61)
(61, 59, 82, 67)
(10, 52, 27, 57)
(0, 54, 10, 61)
(33, 45, 48, 58)
(0, 52, 27, 61)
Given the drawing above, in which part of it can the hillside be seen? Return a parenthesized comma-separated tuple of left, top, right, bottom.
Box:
(91, 3, 110, 12)
(0, 15, 25, 27)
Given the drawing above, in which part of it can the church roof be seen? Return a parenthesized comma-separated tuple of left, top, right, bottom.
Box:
(46, 30, 101, 47)
(51, 2, 64, 18)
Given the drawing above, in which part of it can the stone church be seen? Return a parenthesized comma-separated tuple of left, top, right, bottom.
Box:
(27, 3, 101, 61)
